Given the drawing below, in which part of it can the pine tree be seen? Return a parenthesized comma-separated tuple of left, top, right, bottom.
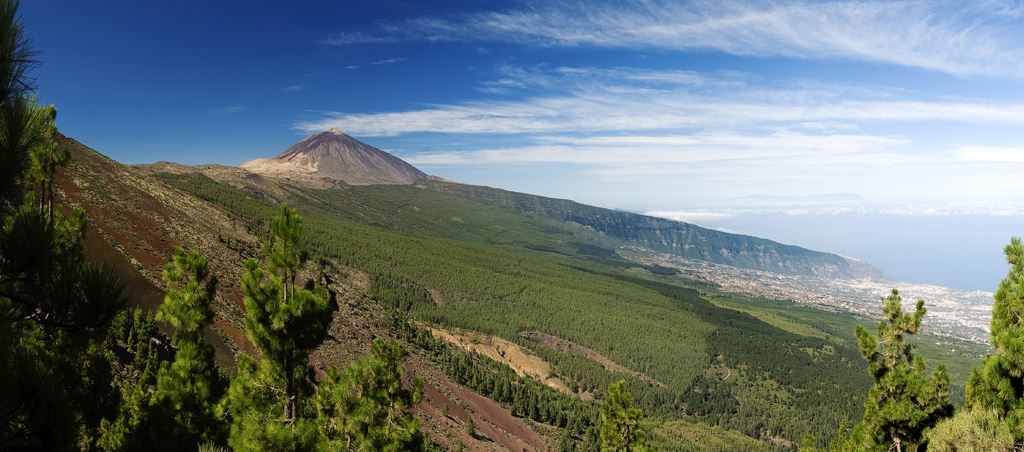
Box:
(221, 353, 320, 450)
(152, 248, 227, 447)
(22, 100, 64, 222)
(97, 308, 161, 450)
(965, 237, 1024, 443)
(0, 2, 127, 446)
(926, 408, 1014, 452)
(98, 250, 230, 451)
(600, 379, 652, 451)
(221, 205, 331, 449)
(798, 434, 821, 451)
(0, 0, 35, 192)
(315, 338, 424, 451)
(835, 289, 952, 452)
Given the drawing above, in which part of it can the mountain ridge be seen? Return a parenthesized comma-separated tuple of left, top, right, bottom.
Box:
(56, 132, 983, 449)
(54, 133, 557, 451)
(143, 130, 884, 280)
(418, 180, 887, 280)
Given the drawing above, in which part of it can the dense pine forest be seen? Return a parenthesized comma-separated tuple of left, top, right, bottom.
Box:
(4, 1, 1024, 450)
(154, 166, 997, 448)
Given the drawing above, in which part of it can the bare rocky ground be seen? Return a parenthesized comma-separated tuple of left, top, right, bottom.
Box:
(56, 133, 256, 365)
(56, 134, 554, 451)
(426, 326, 574, 396)
(520, 330, 666, 388)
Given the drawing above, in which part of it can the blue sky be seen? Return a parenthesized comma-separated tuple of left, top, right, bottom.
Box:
(21, 0, 1024, 290)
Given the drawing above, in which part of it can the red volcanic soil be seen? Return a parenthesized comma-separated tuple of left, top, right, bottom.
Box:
(311, 274, 552, 451)
(54, 133, 257, 366)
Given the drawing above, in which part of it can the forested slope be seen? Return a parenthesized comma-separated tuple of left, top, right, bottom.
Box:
(421, 180, 885, 279)
(139, 163, 885, 280)
(155, 170, 881, 444)
(54, 138, 563, 450)
(41, 136, 984, 449)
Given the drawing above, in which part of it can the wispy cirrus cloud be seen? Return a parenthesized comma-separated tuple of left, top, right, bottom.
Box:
(337, 0, 1024, 79)
(344, 58, 409, 71)
(322, 31, 397, 46)
(647, 205, 1024, 223)
(208, 104, 247, 116)
(303, 96, 1024, 136)
(404, 132, 909, 165)
(296, 66, 1024, 136)
(370, 57, 409, 65)
(295, 60, 1024, 214)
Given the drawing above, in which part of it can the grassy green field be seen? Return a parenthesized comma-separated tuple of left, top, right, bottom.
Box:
(156, 172, 988, 446)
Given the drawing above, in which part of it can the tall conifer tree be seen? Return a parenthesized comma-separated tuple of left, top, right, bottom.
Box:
(315, 339, 424, 450)
(0, 1, 127, 446)
(221, 205, 331, 449)
(835, 290, 952, 452)
(152, 248, 227, 446)
(600, 379, 652, 451)
(966, 237, 1024, 443)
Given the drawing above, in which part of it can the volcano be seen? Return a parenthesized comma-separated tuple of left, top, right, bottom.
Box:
(240, 128, 427, 185)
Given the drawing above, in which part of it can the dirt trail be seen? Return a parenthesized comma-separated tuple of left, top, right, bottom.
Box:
(519, 330, 666, 388)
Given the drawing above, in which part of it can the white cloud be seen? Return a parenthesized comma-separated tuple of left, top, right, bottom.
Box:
(295, 66, 1024, 136)
(208, 104, 247, 116)
(370, 57, 409, 65)
(296, 63, 1024, 210)
(405, 132, 909, 165)
(344, 58, 410, 71)
(951, 145, 1024, 162)
(322, 31, 397, 46)
(294, 53, 1024, 215)
(646, 210, 741, 222)
(336, 1, 1024, 79)
(646, 205, 1024, 221)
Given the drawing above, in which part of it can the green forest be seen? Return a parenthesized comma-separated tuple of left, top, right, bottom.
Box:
(3, 0, 1024, 450)
(154, 159, 1019, 451)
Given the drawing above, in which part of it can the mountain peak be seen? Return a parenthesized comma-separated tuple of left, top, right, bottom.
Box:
(240, 131, 427, 185)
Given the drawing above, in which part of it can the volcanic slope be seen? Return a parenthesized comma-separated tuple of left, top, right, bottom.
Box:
(154, 160, 991, 444)
(55, 135, 571, 451)
(153, 167, 877, 445)
(228, 130, 881, 279)
(75, 132, 986, 448)
(240, 128, 426, 185)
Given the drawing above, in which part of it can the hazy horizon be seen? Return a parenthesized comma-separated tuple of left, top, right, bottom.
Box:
(413, 168, 1016, 292)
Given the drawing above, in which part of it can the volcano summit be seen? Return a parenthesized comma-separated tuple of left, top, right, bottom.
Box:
(241, 128, 426, 185)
